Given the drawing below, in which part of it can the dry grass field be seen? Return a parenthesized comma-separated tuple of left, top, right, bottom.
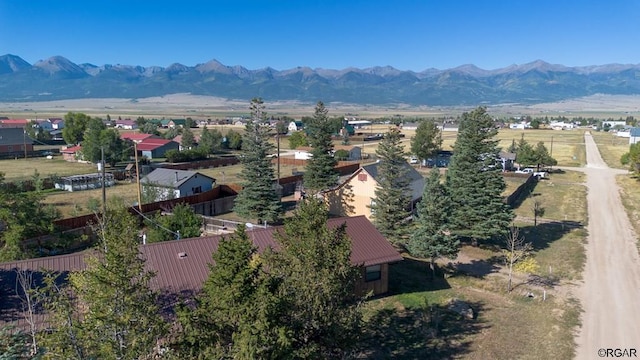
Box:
(495, 129, 586, 167)
(589, 131, 630, 169)
(42, 181, 140, 218)
(1, 156, 97, 181)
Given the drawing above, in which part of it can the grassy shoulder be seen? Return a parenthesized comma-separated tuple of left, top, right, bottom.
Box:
(589, 131, 630, 169)
(359, 169, 587, 358)
(617, 174, 640, 250)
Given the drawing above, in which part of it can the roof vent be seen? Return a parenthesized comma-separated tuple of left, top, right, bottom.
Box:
(177, 252, 187, 259)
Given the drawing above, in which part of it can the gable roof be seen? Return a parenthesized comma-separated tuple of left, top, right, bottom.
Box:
(0, 119, 29, 128)
(361, 161, 425, 201)
(136, 139, 176, 151)
(0, 216, 402, 326)
(499, 151, 516, 161)
(120, 133, 158, 142)
(141, 168, 214, 188)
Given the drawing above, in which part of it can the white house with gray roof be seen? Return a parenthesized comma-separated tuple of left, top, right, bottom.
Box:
(141, 168, 215, 202)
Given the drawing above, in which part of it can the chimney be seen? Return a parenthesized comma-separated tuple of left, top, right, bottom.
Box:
(175, 171, 179, 182)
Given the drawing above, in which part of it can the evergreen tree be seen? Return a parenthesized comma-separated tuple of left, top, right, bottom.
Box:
(233, 98, 282, 224)
(41, 203, 167, 359)
(410, 120, 442, 162)
(514, 134, 536, 168)
(181, 127, 196, 149)
(533, 141, 557, 169)
(145, 203, 202, 242)
(267, 198, 362, 358)
(175, 225, 288, 359)
(370, 127, 412, 245)
(303, 101, 338, 193)
(446, 107, 514, 245)
(407, 170, 459, 279)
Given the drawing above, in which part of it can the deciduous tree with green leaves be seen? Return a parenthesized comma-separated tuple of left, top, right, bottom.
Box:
(304, 101, 338, 193)
(407, 169, 459, 279)
(40, 203, 167, 359)
(233, 98, 282, 224)
(267, 198, 363, 358)
(145, 203, 202, 242)
(446, 106, 514, 245)
(0, 172, 59, 261)
(410, 120, 442, 162)
(370, 127, 412, 245)
(62, 112, 91, 145)
(287, 130, 309, 149)
(198, 125, 223, 155)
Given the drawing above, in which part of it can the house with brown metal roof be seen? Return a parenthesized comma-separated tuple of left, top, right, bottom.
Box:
(0, 215, 401, 330)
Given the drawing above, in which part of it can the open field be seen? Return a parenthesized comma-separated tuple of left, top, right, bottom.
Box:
(5, 93, 640, 120)
(589, 131, 630, 169)
(495, 129, 586, 167)
(42, 181, 140, 218)
(0, 156, 97, 181)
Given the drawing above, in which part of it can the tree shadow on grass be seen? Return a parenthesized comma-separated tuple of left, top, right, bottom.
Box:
(519, 220, 584, 252)
(452, 257, 502, 279)
(385, 258, 452, 297)
(358, 301, 487, 359)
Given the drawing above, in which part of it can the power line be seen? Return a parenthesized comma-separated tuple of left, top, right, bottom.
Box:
(129, 204, 181, 240)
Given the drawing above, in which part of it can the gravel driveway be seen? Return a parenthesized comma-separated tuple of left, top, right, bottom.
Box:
(574, 132, 640, 359)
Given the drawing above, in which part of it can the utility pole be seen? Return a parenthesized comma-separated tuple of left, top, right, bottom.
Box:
(23, 129, 27, 159)
(276, 134, 281, 185)
(134, 142, 143, 212)
(101, 146, 106, 215)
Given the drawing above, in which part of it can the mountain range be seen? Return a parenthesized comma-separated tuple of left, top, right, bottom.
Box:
(1, 54, 640, 106)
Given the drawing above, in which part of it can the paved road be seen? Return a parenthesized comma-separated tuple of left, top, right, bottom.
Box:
(575, 132, 640, 359)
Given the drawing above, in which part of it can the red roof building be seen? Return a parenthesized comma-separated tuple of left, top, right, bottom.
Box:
(0, 119, 29, 128)
(0, 216, 402, 329)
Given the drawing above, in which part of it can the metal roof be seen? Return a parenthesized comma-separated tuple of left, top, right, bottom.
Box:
(0, 215, 401, 304)
(361, 161, 425, 201)
(140, 168, 214, 188)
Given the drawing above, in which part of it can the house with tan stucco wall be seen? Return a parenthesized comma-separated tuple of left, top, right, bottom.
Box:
(324, 161, 424, 220)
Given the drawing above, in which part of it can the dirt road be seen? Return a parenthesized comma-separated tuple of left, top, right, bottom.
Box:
(575, 132, 640, 359)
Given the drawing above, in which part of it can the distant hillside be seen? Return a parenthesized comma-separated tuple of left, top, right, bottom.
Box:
(2, 55, 640, 106)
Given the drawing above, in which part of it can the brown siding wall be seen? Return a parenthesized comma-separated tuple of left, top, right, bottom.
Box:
(354, 263, 389, 296)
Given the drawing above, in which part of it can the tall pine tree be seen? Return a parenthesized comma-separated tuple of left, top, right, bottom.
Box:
(407, 169, 459, 278)
(267, 198, 363, 358)
(303, 101, 338, 193)
(370, 127, 412, 245)
(233, 98, 282, 224)
(446, 106, 514, 245)
(41, 203, 167, 359)
(174, 225, 288, 359)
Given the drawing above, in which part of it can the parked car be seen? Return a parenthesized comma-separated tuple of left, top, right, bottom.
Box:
(409, 156, 419, 164)
(515, 168, 548, 179)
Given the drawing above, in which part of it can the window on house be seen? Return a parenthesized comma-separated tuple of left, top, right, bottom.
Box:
(192, 186, 202, 194)
(365, 265, 382, 282)
(370, 199, 376, 215)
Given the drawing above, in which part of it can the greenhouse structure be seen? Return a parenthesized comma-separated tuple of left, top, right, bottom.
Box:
(54, 173, 115, 192)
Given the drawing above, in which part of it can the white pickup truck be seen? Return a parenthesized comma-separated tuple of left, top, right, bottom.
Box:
(515, 168, 548, 179)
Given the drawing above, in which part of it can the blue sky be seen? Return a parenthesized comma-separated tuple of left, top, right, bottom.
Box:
(1, 0, 639, 71)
